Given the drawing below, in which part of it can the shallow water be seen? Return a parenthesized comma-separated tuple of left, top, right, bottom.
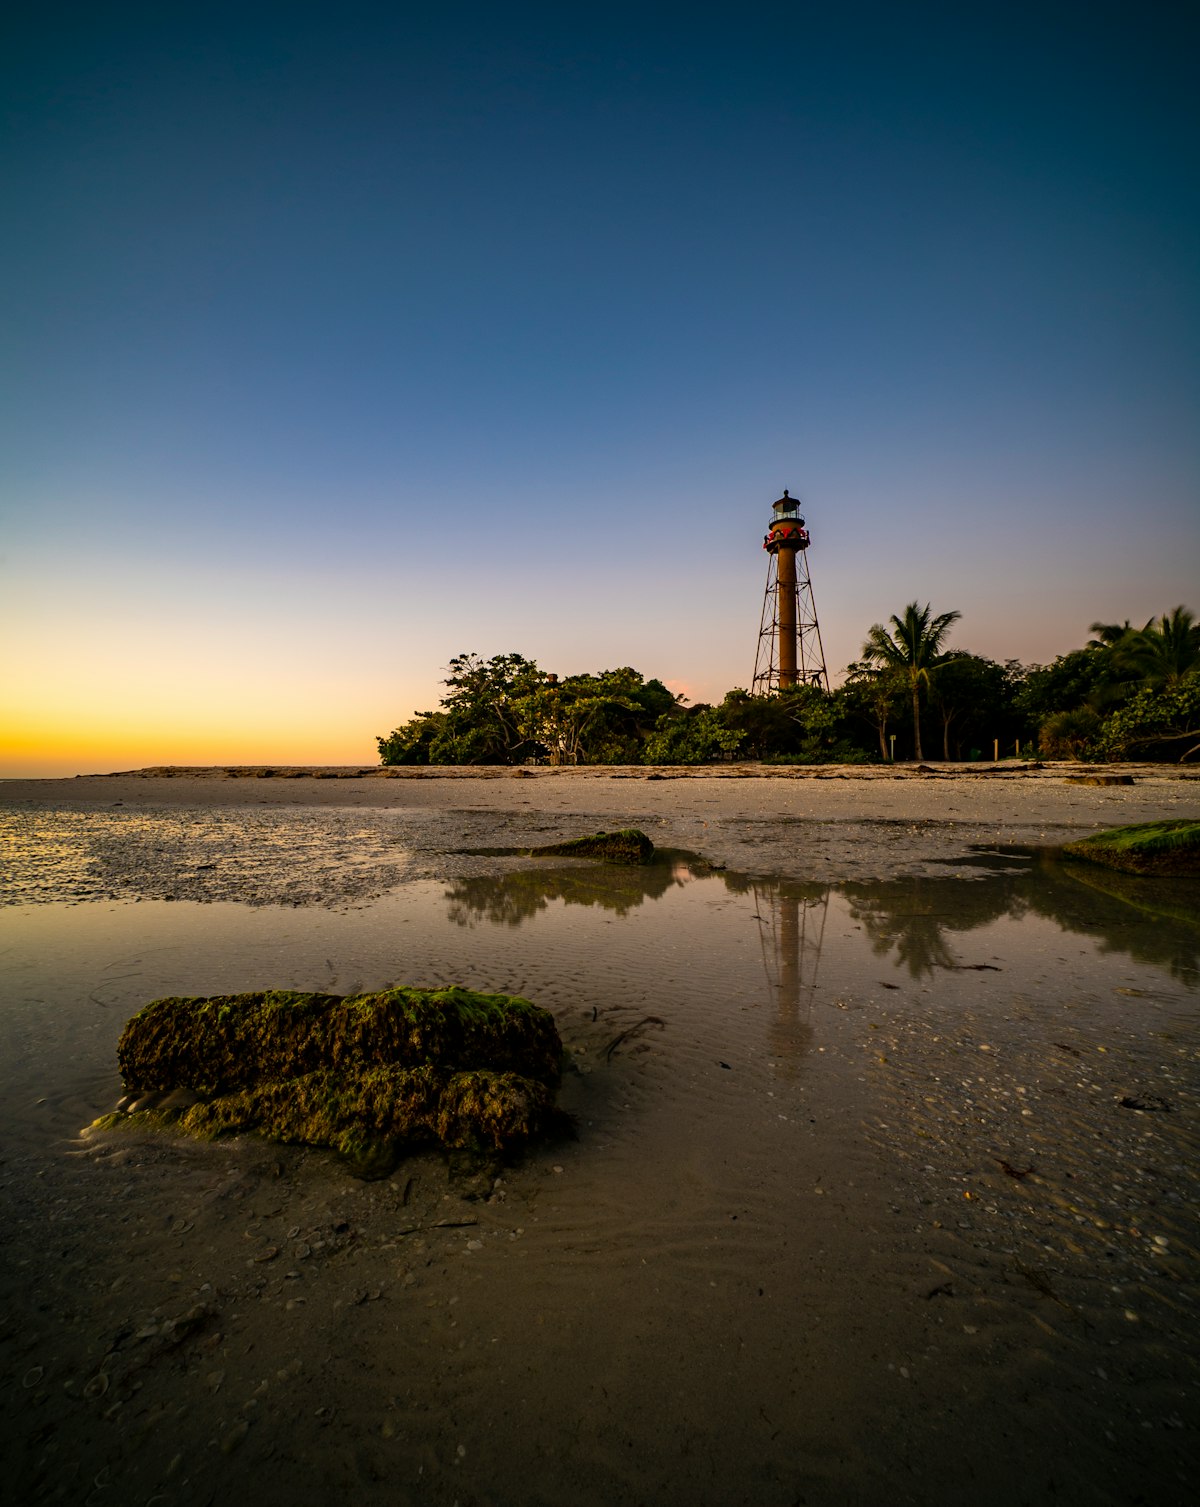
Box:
(1, 854, 1197, 1506)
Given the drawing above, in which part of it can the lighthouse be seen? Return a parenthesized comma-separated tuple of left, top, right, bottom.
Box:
(751, 489, 829, 694)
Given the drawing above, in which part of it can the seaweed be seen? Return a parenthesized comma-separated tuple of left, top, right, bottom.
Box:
(118, 986, 562, 1095)
(104, 987, 566, 1176)
(1061, 819, 1200, 876)
(527, 829, 655, 864)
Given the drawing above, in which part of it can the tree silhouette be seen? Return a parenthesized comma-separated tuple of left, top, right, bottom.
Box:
(862, 602, 961, 760)
(1087, 617, 1146, 650)
(1089, 608, 1200, 689)
(1124, 607, 1200, 689)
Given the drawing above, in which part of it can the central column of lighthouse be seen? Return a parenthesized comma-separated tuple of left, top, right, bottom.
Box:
(765, 489, 808, 689)
(776, 538, 798, 687)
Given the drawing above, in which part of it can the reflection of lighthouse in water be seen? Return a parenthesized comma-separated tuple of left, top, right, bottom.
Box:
(752, 880, 830, 1072)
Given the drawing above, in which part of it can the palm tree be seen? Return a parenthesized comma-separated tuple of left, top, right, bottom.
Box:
(1126, 607, 1200, 689)
(1091, 607, 1200, 689)
(1087, 618, 1147, 651)
(862, 601, 962, 761)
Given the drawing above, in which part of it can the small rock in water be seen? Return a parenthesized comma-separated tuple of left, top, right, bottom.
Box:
(221, 1419, 250, 1454)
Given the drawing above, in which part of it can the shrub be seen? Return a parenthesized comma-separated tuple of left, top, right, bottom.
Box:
(1096, 676, 1200, 762)
(1038, 707, 1103, 759)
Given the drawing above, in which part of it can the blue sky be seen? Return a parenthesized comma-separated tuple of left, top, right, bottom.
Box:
(2, 2, 1197, 772)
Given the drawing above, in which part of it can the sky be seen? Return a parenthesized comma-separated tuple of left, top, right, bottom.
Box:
(2, 1, 1197, 775)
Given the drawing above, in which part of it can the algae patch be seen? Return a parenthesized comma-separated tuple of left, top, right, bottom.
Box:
(102, 987, 566, 1176)
(1062, 820, 1200, 876)
(528, 829, 655, 864)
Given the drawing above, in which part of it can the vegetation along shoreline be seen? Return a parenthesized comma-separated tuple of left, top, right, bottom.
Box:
(374, 605, 1199, 768)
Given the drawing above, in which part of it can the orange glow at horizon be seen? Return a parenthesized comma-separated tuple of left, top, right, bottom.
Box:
(0, 707, 384, 779)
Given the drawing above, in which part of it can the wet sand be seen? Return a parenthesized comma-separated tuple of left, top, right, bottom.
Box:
(3, 760, 1199, 897)
(1, 768, 1197, 1505)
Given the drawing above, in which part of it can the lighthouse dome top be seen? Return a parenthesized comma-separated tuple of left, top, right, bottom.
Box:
(772, 489, 803, 522)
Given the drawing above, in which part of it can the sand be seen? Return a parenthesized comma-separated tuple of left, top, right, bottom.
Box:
(1, 766, 1197, 1506)
(3, 761, 1198, 902)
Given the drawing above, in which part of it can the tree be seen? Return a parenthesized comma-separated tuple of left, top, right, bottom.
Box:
(928, 652, 1014, 760)
(643, 706, 743, 764)
(435, 652, 547, 763)
(585, 669, 676, 762)
(376, 709, 444, 764)
(712, 684, 845, 761)
(379, 655, 678, 767)
(838, 662, 907, 760)
(1013, 646, 1133, 730)
(861, 602, 962, 761)
(1117, 607, 1200, 690)
(1087, 618, 1146, 650)
(515, 668, 676, 765)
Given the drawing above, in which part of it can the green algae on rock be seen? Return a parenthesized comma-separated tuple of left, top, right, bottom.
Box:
(528, 828, 655, 864)
(107, 987, 565, 1175)
(118, 986, 562, 1095)
(1062, 820, 1200, 876)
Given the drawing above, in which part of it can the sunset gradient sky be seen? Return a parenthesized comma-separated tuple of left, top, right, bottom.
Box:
(3, 2, 1197, 774)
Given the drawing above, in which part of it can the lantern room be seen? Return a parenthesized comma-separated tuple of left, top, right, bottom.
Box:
(764, 489, 810, 552)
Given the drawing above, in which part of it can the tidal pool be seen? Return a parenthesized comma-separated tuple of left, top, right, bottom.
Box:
(1, 852, 1197, 1506)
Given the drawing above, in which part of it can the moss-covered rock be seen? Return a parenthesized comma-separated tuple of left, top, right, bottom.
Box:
(178, 1063, 557, 1152)
(1062, 820, 1200, 876)
(528, 829, 655, 864)
(108, 987, 565, 1175)
(118, 986, 561, 1096)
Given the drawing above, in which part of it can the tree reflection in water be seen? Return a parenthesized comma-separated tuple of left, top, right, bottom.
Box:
(1024, 855, 1200, 987)
(441, 849, 1200, 990)
(841, 871, 1025, 980)
(443, 854, 688, 927)
(843, 856, 1199, 985)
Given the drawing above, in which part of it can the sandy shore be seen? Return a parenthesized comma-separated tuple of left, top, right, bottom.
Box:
(1, 766, 1197, 1506)
(3, 763, 1198, 904)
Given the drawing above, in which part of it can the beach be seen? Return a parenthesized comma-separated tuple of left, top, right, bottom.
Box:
(1, 766, 1197, 1505)
(4, 760, 1199, 901)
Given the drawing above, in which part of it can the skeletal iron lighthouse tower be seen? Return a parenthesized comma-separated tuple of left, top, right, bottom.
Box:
(752, 489, 829, 694)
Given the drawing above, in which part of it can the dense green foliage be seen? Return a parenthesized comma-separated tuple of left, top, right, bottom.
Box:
(1020, 608, 1200, 761)
(377, 603, 1198, 766)
(1095, 677, 1200, 762)
(378, 654, 676, 766)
